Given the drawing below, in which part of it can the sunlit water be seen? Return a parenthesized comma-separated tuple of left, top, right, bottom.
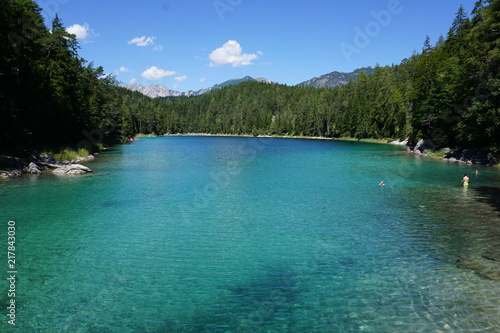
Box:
(1, 136, 500, 332)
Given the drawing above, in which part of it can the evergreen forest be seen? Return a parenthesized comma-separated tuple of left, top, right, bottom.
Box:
(1, 0, 499, 156)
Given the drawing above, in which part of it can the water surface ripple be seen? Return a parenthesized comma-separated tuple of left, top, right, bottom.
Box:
(1, 136, 500, 332)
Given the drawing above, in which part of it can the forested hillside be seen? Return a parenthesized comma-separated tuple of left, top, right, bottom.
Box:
(0, 0, 138, 154)
(297, 67, 375, 88)
(113, 0, 500, 152)
(1, 0, 499, 157)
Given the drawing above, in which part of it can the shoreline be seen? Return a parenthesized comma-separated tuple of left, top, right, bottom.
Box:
(0, 153, 95, 178)
(145, 133, 500, 167)
(143, 132, 397, 145)
(2, 135, 498, 178)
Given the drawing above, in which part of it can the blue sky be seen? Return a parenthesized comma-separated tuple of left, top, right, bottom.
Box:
(36, 0, 478, 92)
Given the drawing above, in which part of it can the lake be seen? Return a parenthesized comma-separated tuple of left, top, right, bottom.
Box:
(1, 136, 500, 332)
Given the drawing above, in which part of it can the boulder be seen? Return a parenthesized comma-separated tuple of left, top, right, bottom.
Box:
(444, 149, 460, 159)
(460, 148, 497, 164)
(390, 139, 408, 145)
(53, 164, 92, 175)
(24, 162, 41, 174)
(414, 139, 434, 152)
(444, 148, 497, 165)
(71, 155, 95, 164)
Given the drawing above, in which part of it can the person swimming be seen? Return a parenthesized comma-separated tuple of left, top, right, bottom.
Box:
(461, 173, 469, 186)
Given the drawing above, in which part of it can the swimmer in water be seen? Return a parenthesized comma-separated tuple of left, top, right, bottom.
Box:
(461, 173, 469, 186)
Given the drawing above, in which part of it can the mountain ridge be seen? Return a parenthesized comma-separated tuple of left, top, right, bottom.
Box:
(296, 67, 375, 88)
(123, 76, 274, 98)
(122, 68, 374, 98)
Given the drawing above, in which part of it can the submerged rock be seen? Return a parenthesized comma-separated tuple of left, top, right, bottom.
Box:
(478, 271, 500, 281)
(483, 253, 500, 262)
(456, 258, 485, 271)
(53, 164, 92, 175)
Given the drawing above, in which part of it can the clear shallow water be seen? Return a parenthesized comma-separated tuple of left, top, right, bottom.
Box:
(1, 136, 500, 332)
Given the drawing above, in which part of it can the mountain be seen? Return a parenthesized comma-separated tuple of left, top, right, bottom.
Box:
(123, 69, 374, 98)
(297, 67, 375, 88)
(122, 84, 184, 98)
(123, 76, 274, 98)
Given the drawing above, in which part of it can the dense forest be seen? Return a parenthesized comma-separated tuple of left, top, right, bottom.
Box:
(1, 0, 499, 157)
(0, 0, 122, 153)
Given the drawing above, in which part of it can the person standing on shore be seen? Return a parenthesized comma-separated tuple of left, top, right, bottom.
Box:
(461, 173, 469, 186)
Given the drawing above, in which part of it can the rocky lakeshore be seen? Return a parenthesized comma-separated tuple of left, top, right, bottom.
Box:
(402, 139, 498, 166)
(0, 153, 94, 178)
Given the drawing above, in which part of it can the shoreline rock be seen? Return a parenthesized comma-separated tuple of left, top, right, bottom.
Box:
(406, 140, 498, 166)
(413, 139, 435, 153)
(53, 164, 92, 175)
(1, 153, 93, 178)
(442, 148, 498, 165)
(24, 162, 41, 174)
(390, 139, 408, 146)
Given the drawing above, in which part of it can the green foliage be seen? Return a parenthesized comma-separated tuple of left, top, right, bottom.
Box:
(119, 0, 498, 153)
(0, 0, 127, 153)
(46, 147, 90, 162)
(1, 0, 499, 157)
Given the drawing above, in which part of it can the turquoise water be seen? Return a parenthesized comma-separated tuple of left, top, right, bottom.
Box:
(1, 136, 500, 332)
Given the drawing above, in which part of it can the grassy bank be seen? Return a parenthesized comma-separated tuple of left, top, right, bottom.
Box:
(41, 147, 91, 162)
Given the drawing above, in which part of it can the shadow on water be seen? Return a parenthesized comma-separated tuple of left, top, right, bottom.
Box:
(474, 186, 500, 213)
(162, 265, 304, 332)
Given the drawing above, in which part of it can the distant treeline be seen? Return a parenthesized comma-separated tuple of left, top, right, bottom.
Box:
(1, 0, 499, 155)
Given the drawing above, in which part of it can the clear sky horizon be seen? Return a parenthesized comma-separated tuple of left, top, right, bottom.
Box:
(35, 0, 479, 91)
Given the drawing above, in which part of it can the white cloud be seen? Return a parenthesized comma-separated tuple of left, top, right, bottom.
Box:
(153, 45, 165, 52)
(209, 40, 262, 67)
(130, 78, 137, 84)
(200, 78, 206, 83)
(175, 75, 188, 82)
(128, 36, 156, 47)
(119, 66, 131, 73)
(66, 23, 96, 41)
(141, 66, 176, 81)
